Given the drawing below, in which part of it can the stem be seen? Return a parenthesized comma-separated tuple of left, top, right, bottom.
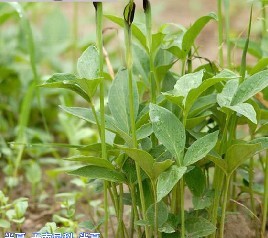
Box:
(262, 1, 267, 38)
(261, 151, 268, 236)
(224, 0, 231, 67)
(94, 3, 108, 237)
(152, 181, 158, 237)
(72, 2, 78, 72)
(124, 4, 149, 236)
(219, 175, 231, 238)
(180, 178, 185, 238)
(217, 0, 224, 67)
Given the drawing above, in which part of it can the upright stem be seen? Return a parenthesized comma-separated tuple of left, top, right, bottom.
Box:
(180, 178, 185, 238)
(72, 2, 78, 72)
(262, 151, 268, 237)
(94, 3, 108, 237)
(262, 1, 267, 38)
(124, 2, 149, 237)
(219, 175, 231, 238)
(224, 0, 231, 67)
(217, 0, 224, 67)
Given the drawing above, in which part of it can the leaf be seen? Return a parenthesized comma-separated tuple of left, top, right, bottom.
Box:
(68, 165, 126, 183)
(233, 38, 262, 59)
(75, 78, 102, 98)
(108, 69, 139, 134)
(185, 217, 216, 237)
(250, 58, 268, 75)
(136, 123, 153, 140)
(60, 106, 132, 145)
(184, 72, 235, 117)
(231, 70, 268, 105)
(217, 79, 239, 107)
(149, 104, 185, 163)
(249, 137, 268, 151)
(225, 143, 261, 174)
(181, 13, 217, 58)
(192, 190, 214, 210)
(0, 219, 10, 228)
(77, 45, 100, 80)
(185, 167, 206, 197)
(226, 103, 257, 124)
(157, 166, 187, 202)
(183, 131, 219, 166)
(26, 162, 42, 184)
(163, 70, 204, 106)
(65, 155, 115, 170)
(146, 201, 169, 227)
(105, 15, 147, 51)
(121, 147, 154, 179)
(121, 147, 173, 180)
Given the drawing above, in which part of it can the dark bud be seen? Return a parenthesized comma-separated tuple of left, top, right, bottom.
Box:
(123, 2, 136, 27)
(143, 0, 151, 13)
(93, 2, 98, 10)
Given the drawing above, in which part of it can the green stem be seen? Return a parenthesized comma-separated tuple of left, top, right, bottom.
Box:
(152, 181, 158, 238)
(94, 3, 108, 237)
(261, 151, 268, 237)
(224, 0, 231, 68)
(180, 178, 185, 238)
(262, 1, 267, 38)
(217, 0, 224, 67)
(219, 175, 231, 238)
(124, 4, 149, 236)
(72, 2, 78, 72)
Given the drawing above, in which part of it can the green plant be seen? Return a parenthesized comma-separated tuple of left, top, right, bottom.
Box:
(15, 1, 268, 237)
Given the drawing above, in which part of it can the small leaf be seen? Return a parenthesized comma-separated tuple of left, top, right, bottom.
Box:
(108, 69, 139, 134)
(26, 162, 42, 184)
(227, 103, 257, 124)
(121, 147, 154, 179)
(163, 70, 204, 106)
(149, 104, 185, 163)
(65, 156, 115, 170)
(183, 131, 218, 166)
(231, 70, 268, 105)
(68, 165, 126, 183)
(192, 190, 214, 210)
(157, 166, 187, 202)
(185, 167, 206, 197)
(0, 219, 10, 228)
(225, 143, 261, 174)
(182, 13, 217, 58)
(185, 217, 216, 237)
(77, 45, 100, 80)
(146, 201, 169, 227)
(217, 79, 239, 107)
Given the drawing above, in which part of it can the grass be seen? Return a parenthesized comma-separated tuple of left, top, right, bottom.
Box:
(1, 1, 268, 237)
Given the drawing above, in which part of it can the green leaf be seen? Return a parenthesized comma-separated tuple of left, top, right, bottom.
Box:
(77, 45, 100, 79)
(231, 70, 268, 105)
(157, 166, 187, 202)
(217, 79, 239, 107)
(41, 73, 90, 102)
(75, 78, 102, 99)
(65, 156, 115, 170)
(249, 137, 268, 151)
(185, 217, 216, 237)
(146, 201, 169, 227)
(233, 38, 262, 59)
(225, 143, 261, 174)
(153, 160, 175, 179)
(108, 69, 139, 134)
(185, 167, 206, 197)
(0, 219, 10, 228)
(60, 106, 132, 145)
(105, 15, 147, 51)
(68, 165, 126, 183)
(192, 190, 214, 210)
(227, 103, 257, 124)
(183, 131, 218, 166)
(121, 147, 154, 179)
(149, 104, 185, 162)
(26, 161, 42, 184)
(163, 70, 204, 106)
(184, 71, 234, 117)
(136, 123, 153, 140)
(181, 13, 217, 58)
(250, 58, 268, 75)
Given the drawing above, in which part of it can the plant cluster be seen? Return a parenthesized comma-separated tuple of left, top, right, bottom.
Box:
(1, 0, 268, 237)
